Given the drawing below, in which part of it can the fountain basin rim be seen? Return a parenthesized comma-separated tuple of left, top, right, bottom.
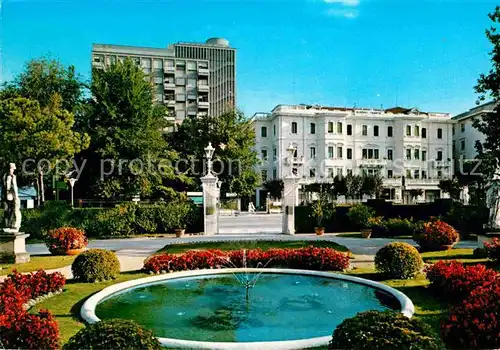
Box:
(81, 268, 414, 350)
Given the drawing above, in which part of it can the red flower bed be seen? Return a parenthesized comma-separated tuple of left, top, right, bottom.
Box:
(425, 261, 498, 302)
(414, 219, 460, 251)
(46, 227, 88, 254)
(484, 237, 500, 263)
(143, 246, 350, 273)
(441, 279, 500, 349)
(0, 270, 64, 349)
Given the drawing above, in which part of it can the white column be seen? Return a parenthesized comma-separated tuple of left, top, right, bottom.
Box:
(201, 174, 218, 235)
(282, 177, 297, 235)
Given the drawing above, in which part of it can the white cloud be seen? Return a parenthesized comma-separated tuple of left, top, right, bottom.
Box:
(324, 0, 360, 7)
(325, 8, 359, 19)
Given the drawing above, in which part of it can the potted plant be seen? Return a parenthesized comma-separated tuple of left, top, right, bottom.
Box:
(413, 219, 460, 251)
(46, 227, 88, 255)
(169, 201, 192, 238)
(347, 204, 376, 238)
(310, 193, 332, 236)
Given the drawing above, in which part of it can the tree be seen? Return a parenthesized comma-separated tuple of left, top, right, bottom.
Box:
(263, 179, 284, 199)
(474, 7, 500, 178)
(409, 189, 424, 203)
(169, 110, 260, 198)
(345, 174, 363, 199)
(2, 57, 84, 113)
(76, 59, 188, 199)
(361, 175, 384, 199)
(0, 96, 90, 204)
(439, 178, 463, 200)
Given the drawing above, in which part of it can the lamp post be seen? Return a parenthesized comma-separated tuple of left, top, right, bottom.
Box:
(204, 142, 215, 176)
(68, 178, 77, 209)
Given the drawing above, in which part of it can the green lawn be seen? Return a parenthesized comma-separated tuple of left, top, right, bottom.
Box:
(0, 255, 76, 275)
(156, 239, 350, 254)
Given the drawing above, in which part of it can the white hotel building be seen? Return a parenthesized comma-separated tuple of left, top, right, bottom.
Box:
(253, 104, 454, 206)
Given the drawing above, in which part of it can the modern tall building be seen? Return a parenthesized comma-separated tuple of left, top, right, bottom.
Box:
(92, 37, 236, 124)
(253, 104, 454, 206)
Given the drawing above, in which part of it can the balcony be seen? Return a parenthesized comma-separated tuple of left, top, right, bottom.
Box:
(164, 66, 175, 74)
(383, 178, 402, 187)
(405, 178, 440, 185)
(187, 109, 197, 116)
(165, 100, 175, 107)
(198, 83, 209, 92)
(198, 101, 209, 109)
(357, 159, 386, 167)
(433, 160, 451, 168)
(164, 82, 175, 90)
(198, 68, 209, 76)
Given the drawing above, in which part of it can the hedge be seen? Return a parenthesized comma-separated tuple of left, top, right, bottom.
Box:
(18, 201, 203, 239)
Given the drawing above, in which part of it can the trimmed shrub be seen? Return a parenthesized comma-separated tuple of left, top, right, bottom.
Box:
(414, 219, 459, 251)
(441, 279, 500, 349)
(45, 227, 88, 254)
(71, 249, 120, 282)
(347, 204, 375, 229)
(484, 237, 500, 263)
(63, 319, 161, 350)
(375, 242, 423, 279)
(425, 261, 498, 302)
(143, 247, 350, 273)
(329, 310, 443, 350)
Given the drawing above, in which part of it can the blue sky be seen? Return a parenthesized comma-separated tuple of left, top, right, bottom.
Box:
(0, 0, 497, 116)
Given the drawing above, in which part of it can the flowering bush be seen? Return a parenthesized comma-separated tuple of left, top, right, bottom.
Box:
(414, 220, 459, 251)
(425, 261, 498, 302)
(441, 279, 500, 349)
(143, 247, 350, 273)
(484, 237, 500, 263)
(45, 227, 88, 254)
(0, 270, 63, 349)
(374, 242, 423, 279)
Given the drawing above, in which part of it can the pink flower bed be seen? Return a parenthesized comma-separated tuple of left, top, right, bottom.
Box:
(143, 246, 350, 273)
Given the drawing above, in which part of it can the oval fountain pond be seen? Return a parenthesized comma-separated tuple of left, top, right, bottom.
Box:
(82, 269, 414, 349)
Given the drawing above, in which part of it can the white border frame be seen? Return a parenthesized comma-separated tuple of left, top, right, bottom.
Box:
(81, 268, 414, 349)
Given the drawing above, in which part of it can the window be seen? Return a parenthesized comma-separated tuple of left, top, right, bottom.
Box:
(261, 126, 267, 137)
(292, 168, 298, 175)
(273, 125, 276, 136)
(328, 168, 334, 178)
(291, 122, 297, 134)
(347, 124, 353, 135)
(438, 170, 443, 178)
(374, 125, 379, 137)
(406, 149, 411, 160)
(261, 170, 267, 180)
(362, 125, 368, 136)
(414, 149, 420, 160)
(415, 126, 420, 137)
(452, 141, 456, 153)
(337, 147, 343, 159)
(374, 149, 379, 159)
(347, 169, 353, 176)
(273, 168, 277, 179)
(310, 168, 316, 178)
(387, 126, 393, 137)
(261, 149, 268, 161)
(328, 122, 334, 133)
(336, 168, 343, 177)
(422, 128, 427, 138)
(414, 170, 420, 179)
(328, 146, 334, 159)
(310, 147, 316, 159)
(452, 125, 455, 135)
(437, 150, 443, 161)
(461, 123, 465, 133)
(422, 150, 427, 161)
(362, 149, 368, 159)
(387, 149, 393, 160)
(406, 125, 412, 136)
(310, 123, 316, 134)
(437, 128, 443, 139)
(368, 149, 374, 159)
(461, 140, 465, 151)
(273, 148, 277, 160)
(337, 122, 343, 134)
(387, 170, 393, 178)
(422, 170, 427, 179)
(347, 148, 352, 160)
(292, 148, 298, 158)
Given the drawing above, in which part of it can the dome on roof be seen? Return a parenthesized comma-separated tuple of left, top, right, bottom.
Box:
(205, 38, 230, 47)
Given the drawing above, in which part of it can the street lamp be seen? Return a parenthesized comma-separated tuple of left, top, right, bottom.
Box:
(68, 178, 77, 208)
(204, 142, 215, 176)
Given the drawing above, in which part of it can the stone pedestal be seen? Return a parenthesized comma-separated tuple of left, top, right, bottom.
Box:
(282, 177, 298, 235)
(201, 174, 219, 235)
(0, 230, 30, 263)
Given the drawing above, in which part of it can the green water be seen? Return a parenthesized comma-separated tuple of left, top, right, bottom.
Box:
(96, 273, 399, 342)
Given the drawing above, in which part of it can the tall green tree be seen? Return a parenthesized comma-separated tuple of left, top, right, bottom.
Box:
(0, 96, 90, 204)
(439, 178, 463, 200)
(76, 59, 188, 199)
(170, 110, 260, 198)
(1, 57, 84, 113)
(474, 7, 500, 177)
(263, 179, 284, 199)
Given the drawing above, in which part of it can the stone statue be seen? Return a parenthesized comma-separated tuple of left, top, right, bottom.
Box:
(2, 163, 22, 232)
(485, 170, 500, 230)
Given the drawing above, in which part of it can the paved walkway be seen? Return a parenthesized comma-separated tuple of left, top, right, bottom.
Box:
(11, 234, 476, 280)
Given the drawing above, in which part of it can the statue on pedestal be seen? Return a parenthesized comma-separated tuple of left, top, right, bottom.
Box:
(485, 170, 500, 230)
(2, 163, 22, 232)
